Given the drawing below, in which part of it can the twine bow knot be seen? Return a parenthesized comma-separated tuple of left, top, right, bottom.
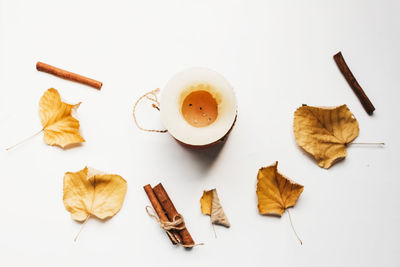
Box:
(145, 206, 203, 248)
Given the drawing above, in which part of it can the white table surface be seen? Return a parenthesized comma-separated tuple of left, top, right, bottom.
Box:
(1, 0, 399, 266)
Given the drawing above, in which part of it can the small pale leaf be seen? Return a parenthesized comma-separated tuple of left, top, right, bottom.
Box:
(200, 189, 230, 228)
(210, 190, 230, 228)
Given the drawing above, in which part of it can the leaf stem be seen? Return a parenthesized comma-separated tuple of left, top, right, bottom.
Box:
(74, 215, 90, 242)
(287, 209, 302, 245)
(211, 220, 217, 239)
(349, 142, 385, 146)
(5, 129, 43, 151)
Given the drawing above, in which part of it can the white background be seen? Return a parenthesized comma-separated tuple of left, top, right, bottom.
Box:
(0, 0, 399, 266)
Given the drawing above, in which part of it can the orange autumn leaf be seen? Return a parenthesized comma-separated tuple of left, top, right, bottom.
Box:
(257, 162, 304, 216)
(39, 88, 85, 148)
(257, 162, 304, 244)
(293, 104, 359, 168)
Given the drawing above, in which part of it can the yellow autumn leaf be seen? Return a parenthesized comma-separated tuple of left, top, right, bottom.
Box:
(293, 104, 359, 169)
(200, 189, 230, 228)
(257, 162, 304, 216)
(200, 190, 213, 215)
(63, 166, 127, 222)
(39, 88, 85, 148)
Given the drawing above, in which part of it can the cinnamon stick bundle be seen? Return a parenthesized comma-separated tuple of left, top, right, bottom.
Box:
(36, 61, 102, 90)
(143, 184, 181, 244)
(152, 183, 195, 247)
(333, 52, 375, 115)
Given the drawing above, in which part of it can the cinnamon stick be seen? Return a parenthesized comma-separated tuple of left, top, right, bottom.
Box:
(143, 184, 181, 244)
(333, 52, 375, 115)
(36, 61, 102, 90)
(153, 183, 195, 247)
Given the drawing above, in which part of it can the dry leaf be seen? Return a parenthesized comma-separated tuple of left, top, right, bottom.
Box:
(293, 104, 359, 168)
(39, 88, 85, 148)
(200, 190, 213, 215)
(200, 189, 230, 228)
(63, 166, 127, 222)
(257, 162, 303, 216)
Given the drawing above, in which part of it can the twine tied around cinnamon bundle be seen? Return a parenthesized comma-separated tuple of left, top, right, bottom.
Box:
(145, 206, 203, 248)
(132, 88, 168, 133)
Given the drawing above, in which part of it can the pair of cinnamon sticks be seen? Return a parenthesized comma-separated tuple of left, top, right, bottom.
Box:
(144, 183, 195, 247)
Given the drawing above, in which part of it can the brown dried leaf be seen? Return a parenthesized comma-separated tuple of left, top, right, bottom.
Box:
(257, 162, 304, 216)
(293, 104, 359, 168)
